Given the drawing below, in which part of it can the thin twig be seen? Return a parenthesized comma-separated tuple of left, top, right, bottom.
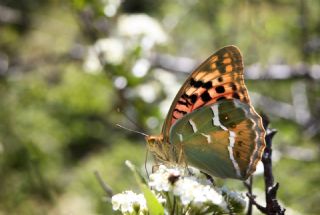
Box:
(246, 193, 267, 213)
(244, 176, 253, 215)
(246, 115, 286, 215)
(262, 119, 286, 215)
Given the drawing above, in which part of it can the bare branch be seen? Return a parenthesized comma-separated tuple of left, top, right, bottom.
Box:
(150, 52, 320, 80)
(244, 115, 286, 215)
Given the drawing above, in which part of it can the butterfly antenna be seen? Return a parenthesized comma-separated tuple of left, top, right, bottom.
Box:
(116, 108, 145, 132)
(115, 124, 148, 137)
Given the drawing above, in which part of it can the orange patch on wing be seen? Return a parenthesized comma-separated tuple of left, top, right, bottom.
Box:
(186, 87, 201, 95)
(175, 103, 190, 112)
(194, 71, 208, 81)
(226, 65, 233, 72)
(211, 56, 218, 62)
(200, 73, 219, 82)
(223, 58, 232, 64)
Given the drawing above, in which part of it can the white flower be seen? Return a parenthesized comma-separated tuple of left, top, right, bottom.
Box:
(113, 76, 128, 89)
(94, 38, 124, 65)
(118, 14, 168, 49)
(173, 177, 197, 204)
(83, 38, 124, 73)
(83, 47, 101, 73)
(103, 0, 121, 17)
(148, 165, 181, 192)
(148, 165, 227, 210)
(136, 83, 157, 103)
(132, 58, 150, 77)
(111, 191, 147, 214)
(187, 167, 212, 186)
(173, 177, 225, 208)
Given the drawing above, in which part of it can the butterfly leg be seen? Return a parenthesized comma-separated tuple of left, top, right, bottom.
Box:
(176, 144, 190, 174)
(152, 163, 160, 173)
(200, 171, 215, 185)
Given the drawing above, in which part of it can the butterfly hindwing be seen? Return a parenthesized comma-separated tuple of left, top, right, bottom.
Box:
(169, 99, 265, 180)
(162, 46, 250, 138)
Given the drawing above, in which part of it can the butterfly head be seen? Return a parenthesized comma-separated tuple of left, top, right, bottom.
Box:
(146, 134, 177, 164)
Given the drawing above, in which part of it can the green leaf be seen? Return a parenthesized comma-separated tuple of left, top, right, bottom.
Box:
(141, 184, 165, 215)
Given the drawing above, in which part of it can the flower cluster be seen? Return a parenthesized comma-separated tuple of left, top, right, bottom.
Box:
(111, 164, 246, 214)
(83, 13, 168, 74)
(111, 191, 147, 215)
(148, 165, 228, 213)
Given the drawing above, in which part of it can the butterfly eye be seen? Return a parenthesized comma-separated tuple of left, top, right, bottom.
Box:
(147, 137, 156, 145)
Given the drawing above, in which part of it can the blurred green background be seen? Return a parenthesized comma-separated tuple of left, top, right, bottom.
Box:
(0, 0, 319, 214)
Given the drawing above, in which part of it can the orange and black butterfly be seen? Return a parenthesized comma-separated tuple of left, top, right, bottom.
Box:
(146, 46, 265, 180)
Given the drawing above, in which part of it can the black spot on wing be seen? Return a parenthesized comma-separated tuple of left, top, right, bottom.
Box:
(202, 81, 212, 89)
(231, 83, 237, 91)
(200, 91, 212, 102)
(233, 93, 240, 99)
(190, 78, 203, 88)
(189, 94, 197, 104)
(215, 86, 225, 94)
(190, 78, 212, 90)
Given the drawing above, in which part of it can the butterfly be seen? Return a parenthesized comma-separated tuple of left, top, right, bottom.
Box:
(146, 46, 265, 180)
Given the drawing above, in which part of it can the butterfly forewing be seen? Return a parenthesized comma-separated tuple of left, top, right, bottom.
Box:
(169, 100, 265, 180)
(162, 46, 249, 139)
